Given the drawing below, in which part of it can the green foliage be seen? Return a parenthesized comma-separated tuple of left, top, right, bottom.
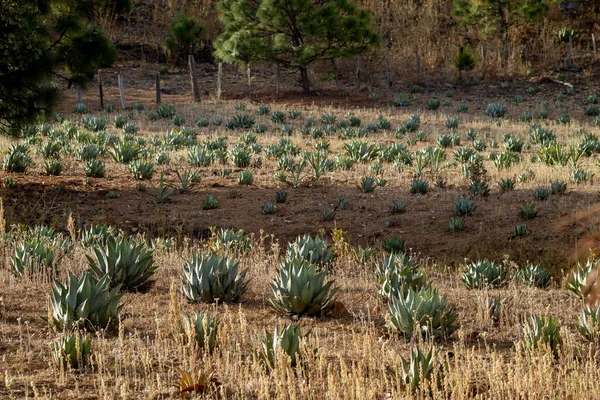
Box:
(577, 304, 600, 343)
(11, 238, 58, 277)
(84, 159, 105, 178)
(80, 224, 118, 249)
(409, 179, 429, 194)
(485, 103, 507, 118)
(50, 271, 123, 330)
(212, 228, 250, 252)
(128, 161, 154, 180)
(399, 346, 439, 392)
(238, 170, 254, 185)
(269, 258, 337, 316)
(181, 254, 248, 303)
(462, 259, 508, 289)
(566, 258, 598, 298)
(4, 145, 32, 172)
(455, 46, 476, 72)
(449, 216, 466, 232)
(376, 253, 428, 300)
(163, 12, 205, 63)
(258, 324, 308, 369)
(388, 287, 458, 340)
(86, 236, 156, 290)
(383, 236, 405, 253)
(515, 263, 551, 288)
(214, 0, 380, 92)
(0, 0, 122, 135)
(518, 204, 538, 220)
(180, 312, 219, 352)
(286, 234, 334, 267)
(202, 195, 220, 210)
(358, 176, 377, 193)
(454, 197, 476, 216)
(523, 314, 562, 359)
(52, 334, 92, 369)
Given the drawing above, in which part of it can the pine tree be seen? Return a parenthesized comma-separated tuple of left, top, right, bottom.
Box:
(453, 0, 552, 68)
(0, 0, 127, 136)
(214, 0, 380, 92)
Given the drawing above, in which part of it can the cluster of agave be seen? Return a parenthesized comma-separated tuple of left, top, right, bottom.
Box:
(181, 254, 248, 303)
(375, 252, 427, 299)
(285, 234, 335, 268)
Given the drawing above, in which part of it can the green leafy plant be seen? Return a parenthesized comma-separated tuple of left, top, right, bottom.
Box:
(399, 346, 439, 392)
(390, 200, 406, 214)
(238, 170, 254, 185)
(269, 258, 337, 317)
(383, 236, 405, 253)
(50, 271, 123, 330)
(409, 179, 429, 194)
(180, 312, 219, 352)
(203, 195, 219, 210)
(4, 144, 32, 172)
(515, 264, 551, 288)
(518, 204, 538, 220)
(514, 224, 528, 237)
(376, 253, 428, 300)
(286, 234, 334, 267)
(358, 176, 377, 193)
(485, 103, 507, 118)
(262, 202, 276, 215)
(462, 259, 508, 289)
(52, 334, 92, 369)
(566, 258, 598, 298)
(449, 216, 466, 232)
(522, 314, 562, 359)
(387, 287, 457, 340)
(128, 161, 154, 180)
(181, 254, 248, 303)
(258, 323, 308, 369)
(212, 228, 250, 253)
(576, 304, 600, 343)
(86, 236, 156, 290)
(453, 197, 476, 216)
(275, 191, 288, 203)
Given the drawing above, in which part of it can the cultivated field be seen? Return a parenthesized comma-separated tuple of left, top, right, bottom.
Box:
(1, 76, 600, 399)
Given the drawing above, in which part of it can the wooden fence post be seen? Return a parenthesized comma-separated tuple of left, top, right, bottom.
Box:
(481, 44, 487, 69)
(276, 63, 280, 97)
(155, 73, 161, 105)
(415, 50, 421, 77)
(567, 36, 573, 67)
(217, 62, 223, 100)
(593, 34, 597, 61)
(384, 57, 392, 88)
(76, 87, 82, 105)
(355, 57, 361, 90)
(247, 66, 253, 98)
(332, 59, 340, 90)
(118, 74, 126, 109)
(97, 71, 104, 110)
(188, 55, 200, 102)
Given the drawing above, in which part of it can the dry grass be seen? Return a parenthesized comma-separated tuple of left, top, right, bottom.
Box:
(2, 82, 600, 398)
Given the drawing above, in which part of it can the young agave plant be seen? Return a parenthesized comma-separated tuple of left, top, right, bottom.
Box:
(566, 258, 598, 298)
(388, 287, 458, 340)
(11, 239, 57, 277)
(212, 228, 251, 253)
(181, 254, 248, 303)
(376, 253, 428, 300)
(461, 259, 508, 289)
(180, 312, 220, 352)
(269, 258, 337, 317)
(515, 264, 551, 288)
(285, 234, 335, 268)
(258, 323, 309, 369)
(522, 314, 562, 359)
(52, 334, 93, 369)
(86, 236, 156, 291)
(80, 224, 118, 249)
(399, 346, 438, 392)
(576, 304, 600, 343)
(50, 271, 123, 330)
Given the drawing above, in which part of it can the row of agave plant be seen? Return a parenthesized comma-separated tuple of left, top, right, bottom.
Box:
(11, 222, 600, 390)
(5, 103, 600, 192)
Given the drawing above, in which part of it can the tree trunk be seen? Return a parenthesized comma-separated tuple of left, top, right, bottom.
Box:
(300, 67, 310, 93)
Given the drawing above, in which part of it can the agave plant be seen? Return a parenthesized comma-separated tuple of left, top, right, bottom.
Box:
(109, 140, 141, 164)
(399, 346, 438, 392)
(462, 260, 508, 289)
(11, 239, 57, 277)
(576, 304, 600, 343)
(52, 334, 93, 369)
(181, 254, 248, 303)
(387, 287, 458, 340)
(86, 236, 156, 290)
(4, 144, 32, 173)
(50, 271, 123, 330)
(515, 264, 551, 288)
(269, 258, 337, 317)
(285, 234, 335, 267)
(180, 312, 220, 352)
(258, 323, 308, 369)
(522, 314, 562, 359)
(212, 228, 250, 252)
(80, 225, 118, 248)
(453, 197, 476, 216)
(376, 253, 428, 300)
(566, 258, 598, 298)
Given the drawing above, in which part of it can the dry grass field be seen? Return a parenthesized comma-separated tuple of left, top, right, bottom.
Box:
(1, 72, 600, 399)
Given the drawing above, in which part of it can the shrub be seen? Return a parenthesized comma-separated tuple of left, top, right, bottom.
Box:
(522, 314, 562, 359)
(52, 334, 92, 369)
(163, 12, 205, 63)
(180, 312, 219, 352)
(286, 234, 334, 267)
(485, 103, 507, 118)
(515, 264, 551, 288)
(258, 324, 308, 369)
